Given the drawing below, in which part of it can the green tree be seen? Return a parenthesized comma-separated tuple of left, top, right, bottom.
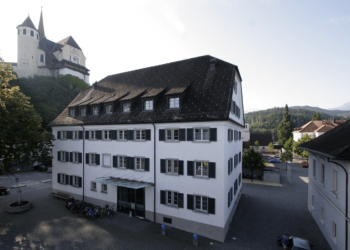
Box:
(281, 150, 293, 170)
(277, 105, 294, 146)
(293, 134, 312, 162)
(268, 142, 274, 154)
(254, 140, 260, 151)
(284, 137, 294, 151)
(0, 59, 54, 172)
(242, 148, 266, 182)
(312, 112, 321, 120)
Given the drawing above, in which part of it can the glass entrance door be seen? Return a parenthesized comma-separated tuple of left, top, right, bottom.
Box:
(117, 187, 145, 217)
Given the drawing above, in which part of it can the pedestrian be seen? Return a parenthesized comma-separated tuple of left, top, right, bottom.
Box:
(279, 234, 290, 250)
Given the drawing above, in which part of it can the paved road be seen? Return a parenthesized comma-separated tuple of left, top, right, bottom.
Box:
(0, 167, 331, 249)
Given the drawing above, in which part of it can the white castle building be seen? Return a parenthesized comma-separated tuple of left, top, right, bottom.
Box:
(11, 10, 89, 83)
(50, 55, 244, 242)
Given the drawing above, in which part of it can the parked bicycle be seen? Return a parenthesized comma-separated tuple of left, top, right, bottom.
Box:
(100, 204, 115, 218)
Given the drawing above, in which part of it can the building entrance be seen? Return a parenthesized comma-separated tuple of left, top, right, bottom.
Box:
(117, 186, 145, 217)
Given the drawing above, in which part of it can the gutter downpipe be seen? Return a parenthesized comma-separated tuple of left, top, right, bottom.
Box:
(81, 125, 85, 202)
(328, 157, 348, 250)
(152, 122, 156, 223)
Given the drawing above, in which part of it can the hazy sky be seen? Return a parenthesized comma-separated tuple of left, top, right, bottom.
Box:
(1, 0, 349, 112)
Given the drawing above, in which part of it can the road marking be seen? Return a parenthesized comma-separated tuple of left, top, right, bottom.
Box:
(11, 184, 26, 188)
(36, 186, 51, 190)
(299, 176, 309, 183)
(40, 180, 51, 183)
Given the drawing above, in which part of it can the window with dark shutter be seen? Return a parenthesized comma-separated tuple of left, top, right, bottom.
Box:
(228, 192, 230, 207)
(187, 161, 194, 176)
(178, 161, 184, 175)
(113, 156, 118, 168)
(96, 130, 102, 140)
(160, 190, 166, 204)
(228, 159, 230, 174)
(70, 176, 73, 186)
(232, 101, 236, 115)
(187, 194, 194, 210)
(228, 129, 230, 141)
(159, 129, 165, 141)
(65, 175, 69, 185)
(209, 162, 216, 178)
(178, 193, 184, 208)
(111, 130, 117, 140)
(127, 130, 134, 140)
(78, 177, 82, 187)
(239, 131, 241, 140)
(146, 130, 151, 141)
(57, 131, 61, 139)
(57, 173, 60, 183)
(79, 131, 83, 139)
(208, 198, 215, 214)
(160, 159, 166, 173)
(96, 154, 100, 165)
(85, 131, 89, 139)
(85, 153, 89, 164)
(79, 153, 82, 163)
(65, 152, 69, 162)
(145, 158, 150, 171)
(127, 157, 134, 169)
(70, 152, 73, 162)
(209, 128, 217, 142)
(57, 151, 61, 161)
(187, 128, 193, 141)
(179, 129, 186, 141)
(67, 131, 73, 139)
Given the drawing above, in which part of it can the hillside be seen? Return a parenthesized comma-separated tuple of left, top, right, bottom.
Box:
(290, 105, 350, 117)
(9, 75, 89, 130)
(245, 107, 348, 139)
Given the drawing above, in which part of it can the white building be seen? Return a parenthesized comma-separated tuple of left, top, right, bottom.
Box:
(11, 10, 89, 83)
(50, 55, 244, 242)
(242, 122, 250, 142)
(299, 120, 350, 250)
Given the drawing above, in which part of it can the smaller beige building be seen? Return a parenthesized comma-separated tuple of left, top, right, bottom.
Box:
(11, 10, 89, 83)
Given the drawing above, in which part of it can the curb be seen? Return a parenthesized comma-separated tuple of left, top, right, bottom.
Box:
(11, 184, 26, 188)
(41, 180, 51, 183)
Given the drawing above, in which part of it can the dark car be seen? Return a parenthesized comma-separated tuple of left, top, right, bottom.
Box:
(0, 186, 10, 195)
(269, 158, 281, 163)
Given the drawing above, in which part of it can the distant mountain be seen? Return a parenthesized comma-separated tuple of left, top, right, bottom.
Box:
(330, 102, 350, 111)
(289, 106, 350, 117)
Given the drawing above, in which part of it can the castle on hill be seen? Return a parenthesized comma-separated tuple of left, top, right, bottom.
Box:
(11, 10, 89, 83)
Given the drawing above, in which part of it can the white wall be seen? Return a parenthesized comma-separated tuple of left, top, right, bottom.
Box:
(228, 74, 244, 126)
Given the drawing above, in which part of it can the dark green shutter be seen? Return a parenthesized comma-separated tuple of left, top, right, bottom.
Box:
(159, 129, 165, 141)
(113, 156, 118, 168)
(57, 173, 60, 183)
(179, 129, 186, 141)
(57, 131, 61, 139)
(111, 130, 117, 140)
(127, 157, 134, 169)
(187, 128, 193, 141)
(79, 153, 82, 163)
(160, 190, 166, 205)
(70, 176, 73, 186)
(228, 192, 230, 207)
(146, 130, 151, 141)
(96, 154, 100, 165)
(67, 131, 73, 139)
(160, 159, 166, 173)
(78, 177, 82, 187)
(85, 131, 89, 139)
(79, 131, 83, 139)
(187, 161, 194, 176)
(96, 131, 102, 140)
(208, 198, 215, 214)
(228, 129, 230, 141)
(178, 193, 184, 208)
(85, 153, 89, 164)
(179, 161, 184, 175)
(145, 158, 150, 171)
(65, 175, 69, 185)
(210, 128, 217, 141)
(70, 152, 73, 162)
(209, 162, 216, 178)
(187, 194, 194, 210)
(65, 152, 69, 162)
(57, 151, 61, 161)
(228, 159, 230, 174)
(127, 130, 134, 140)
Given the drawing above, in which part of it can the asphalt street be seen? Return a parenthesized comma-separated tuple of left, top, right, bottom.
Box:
(0, 166, 331, 250)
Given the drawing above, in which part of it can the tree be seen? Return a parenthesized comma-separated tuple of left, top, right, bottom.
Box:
(0, 59, 54, 172)
(284, 137, 294, 151)
(242, 148, 266, 182)
(281, 150, 293, 170)
(293, 134, 312, 162)
(254, 140, 260, 151)
(268, 142, 274, 154)
(312, 112, 321, 121)
(277, 105, 294, 146)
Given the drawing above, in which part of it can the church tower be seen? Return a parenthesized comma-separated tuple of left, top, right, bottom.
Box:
(16, 15, 40, 78)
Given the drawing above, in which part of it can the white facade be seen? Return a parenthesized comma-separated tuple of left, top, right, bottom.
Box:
(308, 153, 349, 250)
(242, 122, 250, 142)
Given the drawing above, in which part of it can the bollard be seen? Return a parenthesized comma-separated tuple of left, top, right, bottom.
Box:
(129, 211, 132, 217)
(161, 224, 166, 235)
(193, 234, 198, 246)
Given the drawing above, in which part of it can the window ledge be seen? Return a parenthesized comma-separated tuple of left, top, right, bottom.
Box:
(117, 167, 127, 170)
(102, 166, 111, 168)
(165, 173, 180, 176)
(142, 110, 154, 113)
(91, 189, 97, 192)
(164, 140, 180, 143)
(165, 204, 180, 209)
(331, 191, 338, 198)
(117, 139, 128, 142)
(192, 141, 210, 143)
(193, 176, 210, 180)
(88, 164, 97, 167)
(134, 169, 145, 172)
(192, 209, 209, 215)
(101, 191, 108, 194)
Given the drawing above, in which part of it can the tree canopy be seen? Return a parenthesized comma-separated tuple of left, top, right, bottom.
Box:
(268, 142, 274, 153)
(0, 59, 54, 172)
(277, 105, 295, 146)
(312, 112, 321, 121)
(293, 134, 312, 161)
(242, 148, 266, 182)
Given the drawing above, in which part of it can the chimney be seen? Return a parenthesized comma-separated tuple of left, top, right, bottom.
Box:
(210, 58, 217, 70)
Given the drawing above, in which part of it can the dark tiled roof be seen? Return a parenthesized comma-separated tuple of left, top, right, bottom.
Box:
(38, 10, 45, 40)
(249, 133, 273, 146)
(49, 55, 242, 126)
(57, 36, 81, 50)
(298, 120, 350, 160)
(17, 16, 38, 31)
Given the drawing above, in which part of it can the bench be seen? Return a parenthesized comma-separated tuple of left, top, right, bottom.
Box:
(52, 192, 70, 200)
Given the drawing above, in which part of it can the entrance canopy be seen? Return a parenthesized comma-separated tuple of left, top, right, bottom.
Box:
(95, 177, 153, 189)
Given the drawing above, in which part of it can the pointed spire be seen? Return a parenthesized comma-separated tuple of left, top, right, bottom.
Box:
(38, 7, 45, 40)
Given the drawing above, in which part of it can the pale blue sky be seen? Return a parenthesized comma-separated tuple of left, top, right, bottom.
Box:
(1, 0, 349, 112)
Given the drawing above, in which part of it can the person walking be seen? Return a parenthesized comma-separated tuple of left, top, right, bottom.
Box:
(279, 234, 290, 250)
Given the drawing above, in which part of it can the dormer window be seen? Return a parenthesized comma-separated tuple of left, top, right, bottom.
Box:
(144, 100, 153, 111)
(123, 103, 131, 113)
(23, 29, 26, 35)
(80, 107, 86, 116)
(93, 106, 99, 115)
(169, 97, 180, 109)
(106, 104, 112, 114)
(69, 108, 75, 117)
(40, 54, 45, 63)
(30, 30, 34, 37)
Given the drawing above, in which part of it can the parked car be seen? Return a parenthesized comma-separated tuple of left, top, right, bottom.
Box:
(269, 158, 281, 163)
(278, 236, 313, 250)
(301, 161, 309, 168)
(274, 154, 280, 158)
(0, 186, 10, 195)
